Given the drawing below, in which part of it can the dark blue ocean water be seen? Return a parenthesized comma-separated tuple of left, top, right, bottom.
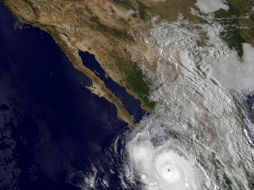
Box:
(0, 3, 138, 190)
(233, 93, 254, 148)
(79, 51, 146, 122)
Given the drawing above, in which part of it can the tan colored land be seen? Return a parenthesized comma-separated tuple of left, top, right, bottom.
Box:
(4, 0, 254, 126)
(4, 0, 201, 126)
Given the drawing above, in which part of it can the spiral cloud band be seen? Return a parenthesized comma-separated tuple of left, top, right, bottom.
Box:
(127, 131, 201, 190)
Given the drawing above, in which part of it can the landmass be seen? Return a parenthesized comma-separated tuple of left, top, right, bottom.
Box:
(3, 0, 254, 126)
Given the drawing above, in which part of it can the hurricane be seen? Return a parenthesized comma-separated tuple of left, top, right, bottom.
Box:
(127, 130, 203, 190)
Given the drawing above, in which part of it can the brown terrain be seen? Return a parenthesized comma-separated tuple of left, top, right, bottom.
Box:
(4, 0, 254, 126)
(5, 0, 253, 126)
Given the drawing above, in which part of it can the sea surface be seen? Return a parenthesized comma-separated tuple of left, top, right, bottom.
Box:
(0, 3, 141, 190)
(79, 51, 146, 122)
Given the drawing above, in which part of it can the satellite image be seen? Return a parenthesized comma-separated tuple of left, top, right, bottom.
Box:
(0, 0, 254, 190)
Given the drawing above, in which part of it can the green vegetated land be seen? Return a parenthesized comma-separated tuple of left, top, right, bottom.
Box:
(214, 0, 254, 57)
(113, 53, 155, 112)
(125, 64, 155, 110)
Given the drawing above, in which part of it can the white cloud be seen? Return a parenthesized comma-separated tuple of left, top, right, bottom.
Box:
(195, 0, 229, 14)
(211, 43, 254, 93)
(125, 17, 254, 190)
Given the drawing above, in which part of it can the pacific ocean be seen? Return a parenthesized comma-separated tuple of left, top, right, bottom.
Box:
(0, 2, 141, 190)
